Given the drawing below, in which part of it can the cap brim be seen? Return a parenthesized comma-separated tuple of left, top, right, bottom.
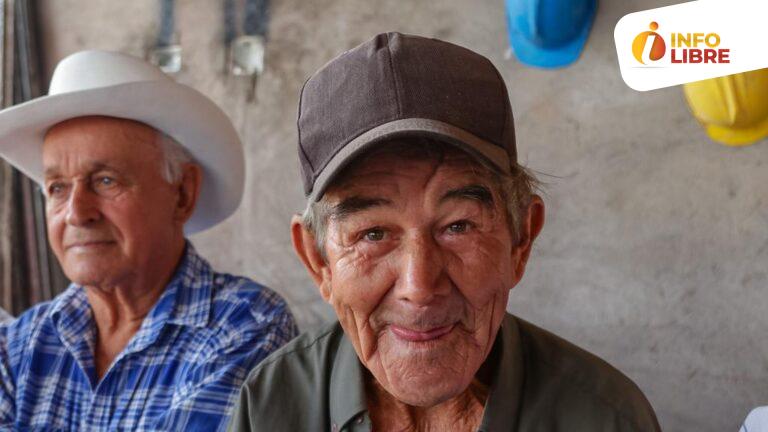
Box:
(0, 80, 244, 234)
(506, 4, 596, 69)
(307, 118, 512, 202)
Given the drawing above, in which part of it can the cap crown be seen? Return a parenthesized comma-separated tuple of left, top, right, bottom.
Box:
(298, 32, 516, 196)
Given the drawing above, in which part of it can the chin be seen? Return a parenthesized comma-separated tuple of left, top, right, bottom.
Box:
(372, 332, 482, 407)
(62, 261, 118, 288)
(65, 272, 106, 288)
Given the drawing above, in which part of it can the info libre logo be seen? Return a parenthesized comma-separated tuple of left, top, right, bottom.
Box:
(632, 22, 730, 65)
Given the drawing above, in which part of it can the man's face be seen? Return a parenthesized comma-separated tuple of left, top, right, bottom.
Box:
(43, 116, 182, 288)
(304, 150, 536, 407)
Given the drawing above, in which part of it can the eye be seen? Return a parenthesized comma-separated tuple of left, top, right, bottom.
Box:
(92, 175, 119, 191)
(47, 182, 68, 198)
(90, 175, 123, 197)
(97, 176, 115, 186)
(446, 220, 472, 234)
(362, 228, 386, 242)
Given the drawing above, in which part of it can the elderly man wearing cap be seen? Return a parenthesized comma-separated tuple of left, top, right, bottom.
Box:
(228, 33, 660, 432)
(0, 51, 297, 430)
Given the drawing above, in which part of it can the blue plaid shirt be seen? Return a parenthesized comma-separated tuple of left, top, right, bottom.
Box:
(0, 243, 297, 431)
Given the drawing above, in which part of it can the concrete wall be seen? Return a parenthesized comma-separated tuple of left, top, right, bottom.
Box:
(37, 1, 768, 430)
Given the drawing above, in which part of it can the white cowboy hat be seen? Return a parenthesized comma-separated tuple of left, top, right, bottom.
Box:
(0, 50, 244, 234)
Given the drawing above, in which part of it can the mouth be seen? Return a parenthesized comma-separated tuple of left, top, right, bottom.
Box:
(389, 323, 456, 342)
(65, 240, 115, 251)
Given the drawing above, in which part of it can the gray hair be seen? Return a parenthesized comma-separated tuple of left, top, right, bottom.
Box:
(301, 138, 540, 259)
(157, 133, 194, 184)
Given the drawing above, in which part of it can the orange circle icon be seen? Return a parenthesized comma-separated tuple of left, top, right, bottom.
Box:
(632, 22, 666, 64)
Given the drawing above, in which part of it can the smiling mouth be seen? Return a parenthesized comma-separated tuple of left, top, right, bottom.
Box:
(389, 324, 456, 342)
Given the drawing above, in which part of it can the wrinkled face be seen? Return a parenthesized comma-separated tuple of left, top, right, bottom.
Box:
(43, 116, 181, 288)
(319, 151, 523, 407)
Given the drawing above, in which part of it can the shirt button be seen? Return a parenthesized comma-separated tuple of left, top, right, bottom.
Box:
(332, 423, 339, 432)
(356, 416, 363, 424)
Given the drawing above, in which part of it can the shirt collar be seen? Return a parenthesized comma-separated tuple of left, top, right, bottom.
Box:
(50, 285, 98, 376)
(52, 241, 214, 349)
(479, 314, 525, 431)
(329, 326, 368, 430)
(139, 241, 214, 330)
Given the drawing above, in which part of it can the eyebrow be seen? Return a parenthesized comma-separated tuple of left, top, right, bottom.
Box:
(440, 184, 494, 207)
(329, 196, 393, 221)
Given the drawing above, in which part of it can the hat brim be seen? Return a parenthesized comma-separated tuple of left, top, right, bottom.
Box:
(0, 80, 244, 234)
(704, 115, 768, 147)
(506, 3, 597, 69)
(307, 118, 512, 202)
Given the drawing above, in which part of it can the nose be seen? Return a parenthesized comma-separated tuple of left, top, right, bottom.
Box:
(395, 232, 449, 306)
(65, 182, 101, 226)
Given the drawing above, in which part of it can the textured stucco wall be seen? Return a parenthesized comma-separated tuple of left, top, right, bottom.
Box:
(37, 1, 768, 431)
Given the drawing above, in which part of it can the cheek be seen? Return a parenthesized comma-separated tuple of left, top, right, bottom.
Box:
(445, 234, 515, 307)
(326, 241, 398, 359)
(45, 207, 67, 256)
(441, 235, 514, 351)
(103, 192, 176, 243)
(326, 232, 396, 307)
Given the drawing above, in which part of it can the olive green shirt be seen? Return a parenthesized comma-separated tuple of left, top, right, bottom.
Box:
(227, 314, 661, 432)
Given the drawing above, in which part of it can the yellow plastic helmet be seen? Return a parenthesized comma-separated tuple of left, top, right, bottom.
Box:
(683, 69, 768, 146)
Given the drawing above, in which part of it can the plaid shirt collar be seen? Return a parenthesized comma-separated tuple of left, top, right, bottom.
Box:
(48, 242, 214, 380)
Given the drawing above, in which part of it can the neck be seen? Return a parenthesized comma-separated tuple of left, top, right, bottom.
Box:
(85, 238, 186, 379)
(366, 376, 489, 432)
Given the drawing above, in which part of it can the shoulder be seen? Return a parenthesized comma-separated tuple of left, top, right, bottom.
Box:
(241, 321, 342, 405)
(2, 303, 52, 336)
(516, 316, 640, 397)
(244, 320, 342, 385)
(209, 272, 295, 328)
(228, 323, 343, 431)
(0, 287, 81, 368)
(179, 243, 296, 337)
(196, 271, 298, 354)
(1, 287, 75, 346)
(513, 316, 660, 431)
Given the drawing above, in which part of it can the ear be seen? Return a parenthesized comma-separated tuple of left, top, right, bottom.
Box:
(174, 163, 202, 224)
(510, 195, 545, 285)
(291, 215, 333, 302)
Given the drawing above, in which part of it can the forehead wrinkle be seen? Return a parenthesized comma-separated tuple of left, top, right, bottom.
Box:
(43, 153, 130, 179)
(329, 196, 393, 222)
(43, 119, 164, 179)
(327, 150, 496, 218)
(328, 164, 409, 207)
(418, 158, 498, 207)
(115, 122, 163, 150)
(45, 116, 163, 154)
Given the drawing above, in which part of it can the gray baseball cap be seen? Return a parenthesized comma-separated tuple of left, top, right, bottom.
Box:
(298, 32, 516, 202)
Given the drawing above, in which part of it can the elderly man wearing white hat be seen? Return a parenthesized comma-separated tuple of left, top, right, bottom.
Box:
(0, 51, 297, 431)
